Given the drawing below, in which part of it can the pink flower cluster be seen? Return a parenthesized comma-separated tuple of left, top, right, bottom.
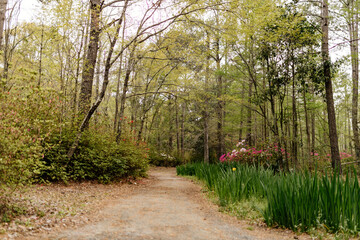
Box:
(219, 141, 286, 165)
(340, 152, 352, 159)
(312, 152, 352, 160)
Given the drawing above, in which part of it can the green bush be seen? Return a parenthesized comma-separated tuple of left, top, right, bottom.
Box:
(0, 86, 61, 199)
(149, 149, 182, 167)
(39, 129, 149, 184)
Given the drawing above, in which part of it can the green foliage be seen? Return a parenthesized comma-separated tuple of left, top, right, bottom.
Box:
(264, 170, 360, 233)
(220, 140, 286, 169)
(148, 149, 182, 167)
(39, 129, 149, 184)
(263, 172, 320, 231)
(178, 163, 360, 234)
(177, 163, 271, 204)
(0, 86, 61, 199)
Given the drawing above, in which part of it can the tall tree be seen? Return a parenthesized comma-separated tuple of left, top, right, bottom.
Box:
(78, 0, 102, 115)
(321, 0, 342, 172)
(347, 0, 360, 162)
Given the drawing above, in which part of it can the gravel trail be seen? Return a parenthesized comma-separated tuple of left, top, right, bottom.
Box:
(35, 168, 294, 240)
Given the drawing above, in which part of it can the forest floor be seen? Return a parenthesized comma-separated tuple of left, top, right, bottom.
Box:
(2, 167, 315, 240)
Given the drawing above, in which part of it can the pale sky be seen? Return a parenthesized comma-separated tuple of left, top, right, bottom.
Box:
(12, 0, 40, 22)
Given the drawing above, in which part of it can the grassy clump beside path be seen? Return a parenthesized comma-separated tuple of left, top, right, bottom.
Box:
(177, 163, 360, 235)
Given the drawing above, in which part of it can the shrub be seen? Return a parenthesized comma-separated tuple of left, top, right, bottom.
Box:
(219, 140, 287, 168)
(39, 129, 149, 183)
(149, 149, 182, 167)
(0, 86, 61, 200)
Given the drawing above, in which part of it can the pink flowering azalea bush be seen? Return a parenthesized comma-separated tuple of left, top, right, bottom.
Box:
(220, 140, 289, 167)
(310, 151, 354, 173)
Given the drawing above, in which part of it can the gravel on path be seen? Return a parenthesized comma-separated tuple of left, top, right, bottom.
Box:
(29, 168, 301, 240)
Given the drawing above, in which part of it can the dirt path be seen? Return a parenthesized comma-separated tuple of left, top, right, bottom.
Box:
(30, 168, 299, 240)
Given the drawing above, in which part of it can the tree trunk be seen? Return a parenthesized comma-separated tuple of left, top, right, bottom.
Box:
(0, 0, 7, 49)
(114, 17, 126, 132)
(298, 107, 304, 162)
(175, 96, 180, 156)
(78, 0, 101, 115)
(38, 25, 44, 87)
(348, 1, 360, 162)
(263, 65, 267, 141)
(304, 89, 311, 158)
(94, 50, 102, 124)
(168, 95, 174, 150)
(72, 24, 86, 119)
(68, 1, 128, 158)
(246, 79, 252, 146)
(181, 103, 185, 158)
(204, 31, 210, 163)
(292, 57, 298, 168)
(116, 57, 133, 142)
(215, 34, 224, 158)
(321, 0, 342, 173)
(311, 90, 316, 155)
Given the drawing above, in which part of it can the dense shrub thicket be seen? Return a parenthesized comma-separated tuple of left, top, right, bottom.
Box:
(177, 163, 360, 234)
(39, 130, 149, 183)
(0, 87, 59, 200)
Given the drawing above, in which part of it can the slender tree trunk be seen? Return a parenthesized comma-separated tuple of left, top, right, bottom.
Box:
(114, 59, 123, 131)
(137, 81, 150, 142)
(78, 0, 101, 115)
(292, 56, 298, 167)
(304, 89, 311, 158)
(38, 25, 44, 87)
(348, 2, 360, 162)
(0, 0, 7, 49)
(175, 96, 180, 156)
(298, 107, 304, 163)
(311, 96, 316, 155)
(114, 17, 126, 132)
(348, 108, 353, 155)
(204, 31, 210, 163)
(345, 103, 348, 151)
(263, 64, 267, 141)
(181, 103, 185, 158)
(95, 50, 102, 100)
(238, 106, 243, 141)
(72, 25, 86, 119)
(2, 18, 8, 83)
(116, 56, 133, 142)
(168, 95, 173, 151)
(215, 34, 224, 158)
(247, 79, 252, 145)
(94, 50, 102, 124)
(321, 0, 342, 172)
